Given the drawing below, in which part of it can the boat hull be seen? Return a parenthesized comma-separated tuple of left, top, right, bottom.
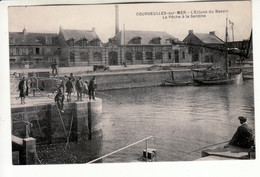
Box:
(162, 80, 191, 86)
(193, 78, 234, 85)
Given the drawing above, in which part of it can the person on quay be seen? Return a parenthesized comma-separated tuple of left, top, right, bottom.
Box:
(30, 73, 38, 97)
(65, 77, 73, 102)
(18, 76, 27, 104)
(88, 76, 97, 100)
(227, 116, 255, 148)
(75, 76, 84, 101)
(51, 59, 58, 77)
(83, 80, 89, 98)
(55, 83, 65, 113)
(70, 73, 76, 94)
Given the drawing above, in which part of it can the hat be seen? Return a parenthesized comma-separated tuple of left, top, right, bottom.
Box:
(238, 116, 247, 122)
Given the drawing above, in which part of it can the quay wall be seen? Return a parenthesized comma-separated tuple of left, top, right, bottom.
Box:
(11, 99, 102, 145)
(37, 70, 194, 92)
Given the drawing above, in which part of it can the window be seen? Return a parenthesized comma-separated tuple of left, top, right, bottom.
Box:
(125, 52, 132, 60)
(155, 52, 163, 60)
(36, 48, 40, 55)
(70, 52, 75, 62)
(10, 58, 16, 63)
(182, 51, 185, 59)
(16, 48, 19, 55)
(93, 52, 102, 62)
(10, 48, 16, 56)
(188, 47, 193, 54)
(135, 52, 143, 60)
(200, 47, 203, 53)
(168, 52, 171, 60)
(80, 52, 89, 62)
(146, 52, 153, 60)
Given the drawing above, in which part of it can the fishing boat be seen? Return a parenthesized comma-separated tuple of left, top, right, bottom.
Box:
(162, 80, 191, 86)
(162, 70, 191, 86)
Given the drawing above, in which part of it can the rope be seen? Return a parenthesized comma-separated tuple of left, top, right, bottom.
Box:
(35, 151, 42, 164)
(55, 103, 68, 138)
(187, 140, 229, 154)
(65, 108, 75, 149)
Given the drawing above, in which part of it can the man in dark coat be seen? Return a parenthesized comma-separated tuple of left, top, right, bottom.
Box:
(51, 59, 58, 76)
(65, 77, 73, 102)
(18, 76, 26, 104)
(228, 116, 255, 148)
(88, 76, 97, 100)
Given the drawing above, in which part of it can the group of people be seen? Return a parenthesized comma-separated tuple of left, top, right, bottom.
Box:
(54, 73, 98, 113)
(18, 74, 38, 104)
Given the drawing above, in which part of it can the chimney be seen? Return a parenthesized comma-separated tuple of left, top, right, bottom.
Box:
(59, 25, 63, 34)
(209, 31, 215, 35)
(92, 27, 96, 32)
(23, 27, 27, 35)
(115, 5, 119, 35)
(189, 30, 194, 35)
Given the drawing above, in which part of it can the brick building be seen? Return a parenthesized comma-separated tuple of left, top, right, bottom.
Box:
(107, 30, 191, 65)
(9, 28, 192, 69)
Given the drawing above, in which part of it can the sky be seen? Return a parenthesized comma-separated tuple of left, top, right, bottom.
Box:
(8, 1, 252, 42)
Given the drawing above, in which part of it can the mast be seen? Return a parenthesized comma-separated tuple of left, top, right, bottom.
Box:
(225, 18, 229, 73)
(123, 24, 126, 66)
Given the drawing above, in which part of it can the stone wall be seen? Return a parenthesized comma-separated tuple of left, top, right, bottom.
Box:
(11, 99, 102, 145)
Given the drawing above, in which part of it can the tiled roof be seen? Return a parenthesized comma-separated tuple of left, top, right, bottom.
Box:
(9, 32, 58, 45)
(110, 30, 177, 45)
(61, 29, 100, 42)
(193, 33, 224, 44)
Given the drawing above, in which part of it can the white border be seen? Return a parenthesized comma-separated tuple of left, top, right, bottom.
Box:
(0, 1, 259, 177)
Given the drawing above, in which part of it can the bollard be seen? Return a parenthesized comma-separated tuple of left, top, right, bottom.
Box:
(22, 137, 36, 165)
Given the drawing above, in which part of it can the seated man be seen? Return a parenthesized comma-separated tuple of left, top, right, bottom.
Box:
(227, 116, 255, 148)
(54, 85, 65, 113)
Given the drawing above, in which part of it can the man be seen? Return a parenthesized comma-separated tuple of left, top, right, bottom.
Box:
(51, 59, 58, 76)
(70, 73, 76, 93)
(65, 77, 73, 102)
(227, 116, 255, 148)
(88, 76, 97, 100)
(54, 84, 65, 113)
(75, 76, 84, 101)
(18, 76, 26, 104)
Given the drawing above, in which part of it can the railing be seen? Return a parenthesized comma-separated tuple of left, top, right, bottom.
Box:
(87, 136, 153, 164)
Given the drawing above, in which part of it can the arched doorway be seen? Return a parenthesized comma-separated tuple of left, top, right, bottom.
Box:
(108, 51, 118, 65)
(125, 52, 133, 65)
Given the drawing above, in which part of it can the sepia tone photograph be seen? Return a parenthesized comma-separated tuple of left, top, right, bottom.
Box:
(5, 0, 256, 168)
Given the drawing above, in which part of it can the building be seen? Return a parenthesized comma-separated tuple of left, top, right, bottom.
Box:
(107, 30, 191, 65)
(9, 28, 192, 69)
(58, 27, 104, 67)
(9, 28, 61, 69)
(183, 30, 225, 63)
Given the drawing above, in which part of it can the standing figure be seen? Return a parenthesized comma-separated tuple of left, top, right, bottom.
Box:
(65, 77, 73, 102)
(70, 73, 76, 94)
(30, 73, 38, 97)
(88, 76, 97, 100)
(83, 80, 89, 98)
(54, 85, 65, 113)
(18, 76, 26, 104)
(76, 76, 84, 101)
(227, 116, 255, 148)
(51, 59, 58, 76)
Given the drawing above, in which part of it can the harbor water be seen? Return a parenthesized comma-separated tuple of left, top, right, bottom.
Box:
(37, 79, 254, 163)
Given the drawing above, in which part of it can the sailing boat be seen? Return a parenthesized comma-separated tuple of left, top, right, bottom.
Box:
(192, 18, 242, 86)
(162, 70, 191, 86)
